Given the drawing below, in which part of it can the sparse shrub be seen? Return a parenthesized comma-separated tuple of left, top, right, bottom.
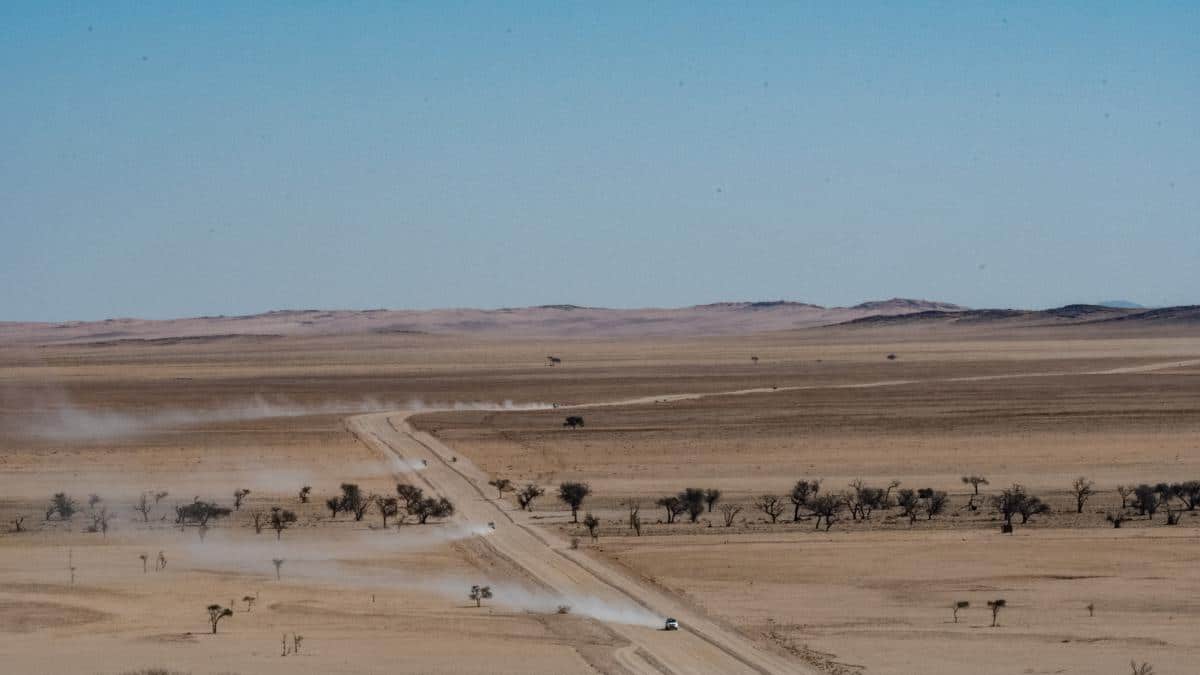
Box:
(583, 512, 600, 540)
(921, 488, 949, 520)
(1106, 511, 1126, 528)
(556, 604, 571, 614)
(243, 594, 257, 612)
(396, 483, 424, 514)
(719, 503, 743, 527)
(1173, 480, 1200, 510)
(1116, 485, 1133, 509)
(233, 489, 250, 511)
(299, 486, 311, 503)
(809, 494, 842, 531)
(47, 492, 77, 521)
(558, 482, 591, 523)
(656, 496, 686, 524)
(134, 493, 155, 522)
(325, 496, 342, 519)
(753, 494, 785, 523)
(896, 489, 921, 525)
(1071, 477, 1094, 514)
(563, 415, 584, 429)
(516, 483, 545, 511)
(1130, 661, 1154, 675)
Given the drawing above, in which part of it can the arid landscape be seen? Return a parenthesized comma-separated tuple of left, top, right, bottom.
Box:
(2, 302, 1199, 674)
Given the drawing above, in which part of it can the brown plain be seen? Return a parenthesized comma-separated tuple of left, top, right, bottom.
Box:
(1, 316, 1198, 674)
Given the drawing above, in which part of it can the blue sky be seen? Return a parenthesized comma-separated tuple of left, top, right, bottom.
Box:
(2, 2, 1197, 321)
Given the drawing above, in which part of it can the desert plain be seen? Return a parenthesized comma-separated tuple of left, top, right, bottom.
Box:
(1, 302, 1198, 674)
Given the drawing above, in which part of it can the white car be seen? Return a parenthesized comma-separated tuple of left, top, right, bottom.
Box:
(664, 618, 679, 631)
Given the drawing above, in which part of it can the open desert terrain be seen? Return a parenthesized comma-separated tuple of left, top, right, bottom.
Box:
(2, 304, 1199, 674)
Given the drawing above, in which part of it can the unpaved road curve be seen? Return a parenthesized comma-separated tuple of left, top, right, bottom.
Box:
(346, 357, 1199, 674)
(349, 412, 808, 675)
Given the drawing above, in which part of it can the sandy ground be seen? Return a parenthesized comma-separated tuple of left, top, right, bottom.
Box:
(1, 326, 1199, 673)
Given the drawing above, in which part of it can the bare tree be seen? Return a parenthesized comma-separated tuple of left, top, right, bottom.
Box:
(896, 489, 921, 525)
(251, 510, 266, 534)
(270, 507, 297, 539)
(207, 604, 233, 634)
(656, 496, 685, 524)
(790, 480, 820, 521)
(272, 558, 284, 581)
(754, 494, 785, 524)
(325, 497, 341, 519)
(233, 489, 250, 511)
(139, 553, 148, 573)
(809, 494, 842, 531)
(558, 482, 591, 523)
(703, 488, 722, 512)
(583, 512, 600, 541)
(953, 600, 969, 623)
(488, 478, 513, 499)
(719, 503, 743, 527)
(88, 506, 111, 536)
(156, 551, 167, 571)
(134, 493, 154, 522)
(1106, 511, 1127, 528)
(243, 594, 257, 612)
(1116, 485, 1133, 510)
(1071, 477, 1094, 514)
(376, 497, 399, 528)
(1086, 602, 1094, 617)
(626, 501, 642, 535)
(153, 491, 169, 505)
(516, 483, 545, 511)
(10, 516, 25, 533)
(961, 475, 989, 495)
(987, 599, 1006, 627)
(469, 585, 493, 607)
(298, 486, 311, 504)
(1017, 495, 1050, 524)
(846, 479, 890, 520)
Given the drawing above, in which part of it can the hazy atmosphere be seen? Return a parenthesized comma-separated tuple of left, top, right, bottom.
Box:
(3, 3, 1197, 321)
(2, 7, 1200, 675)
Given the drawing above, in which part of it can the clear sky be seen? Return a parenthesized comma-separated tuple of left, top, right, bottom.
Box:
(2, 2, 1197, 321)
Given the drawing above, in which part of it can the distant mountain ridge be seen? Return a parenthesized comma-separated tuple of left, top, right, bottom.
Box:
(1, 298, 962, 344)
(835, 303, 1200, 329)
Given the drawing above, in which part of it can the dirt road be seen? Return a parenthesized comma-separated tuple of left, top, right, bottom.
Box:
(349, 412, 809, 675)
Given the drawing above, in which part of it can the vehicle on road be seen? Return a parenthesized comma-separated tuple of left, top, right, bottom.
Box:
(664, 618, 679, 631)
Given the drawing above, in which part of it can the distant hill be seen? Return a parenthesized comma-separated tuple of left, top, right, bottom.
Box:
(1, 299, 961, 344)
(1097, 300, 1145, 309)
(833, 303, 1200, 329)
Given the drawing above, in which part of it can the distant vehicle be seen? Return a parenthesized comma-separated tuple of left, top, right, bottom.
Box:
(664, 618, 679, 631)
